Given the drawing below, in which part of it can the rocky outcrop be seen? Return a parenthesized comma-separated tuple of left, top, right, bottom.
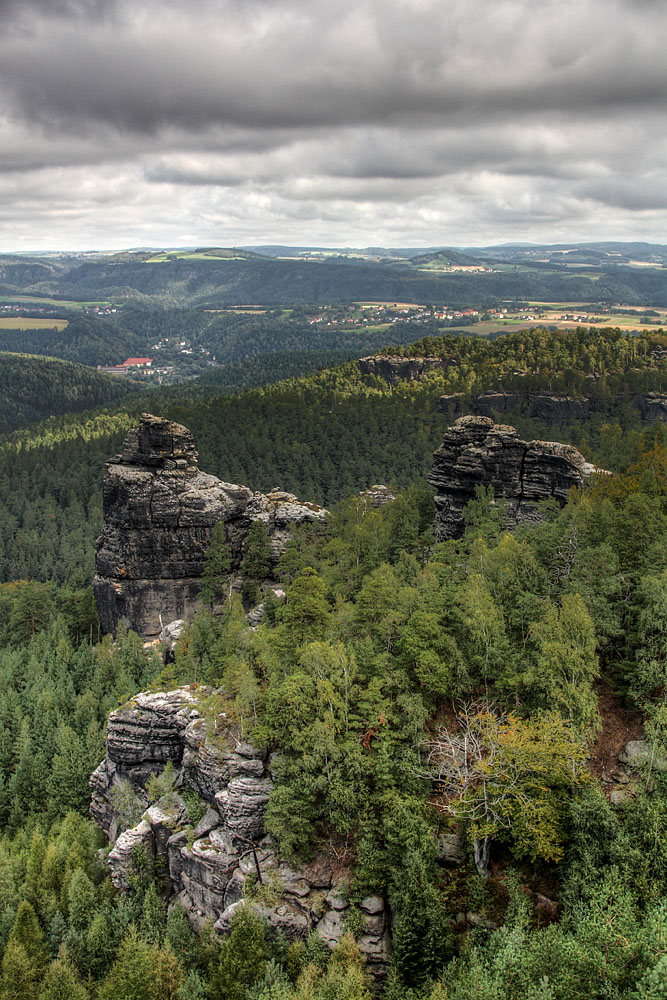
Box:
(359, 485, 396, 508)
(428, 415, 598, 540)
(90, 687, 392, 979)
(438, 390, 667, 426)
(638, 392, 667, 424)
(476, 392, 591, 425)
(359, 355, 452, 385)
(93, 414, 326, 638)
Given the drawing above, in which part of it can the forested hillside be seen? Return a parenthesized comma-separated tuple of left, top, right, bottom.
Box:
(0, 428, 665, 997)
(0, 327, 664, 584)
(0, 309, 400, 369)
(4, 245, 667, 307)
(0, 354, 138, 434)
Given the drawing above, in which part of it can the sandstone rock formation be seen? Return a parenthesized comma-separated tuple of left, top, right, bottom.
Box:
(638, 392, 667, 423)
(93, 414, 326, 638)
(359, 355, 452, 385)
(438, 390, 667, 426)
(428, 415, 597, 540)
(90, 687, 392, 979)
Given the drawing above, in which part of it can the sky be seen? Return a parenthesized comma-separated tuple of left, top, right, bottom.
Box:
(1, 0, 666, 251)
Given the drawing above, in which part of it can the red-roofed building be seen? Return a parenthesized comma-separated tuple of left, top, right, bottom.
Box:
(122, 357, 152, 367)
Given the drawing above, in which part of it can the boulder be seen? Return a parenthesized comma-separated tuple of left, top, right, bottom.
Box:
(436, 832, 464, 865)
(619, 739, 667, 770)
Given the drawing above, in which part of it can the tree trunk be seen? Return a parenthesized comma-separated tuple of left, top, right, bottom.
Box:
(473, 836, 490, 877)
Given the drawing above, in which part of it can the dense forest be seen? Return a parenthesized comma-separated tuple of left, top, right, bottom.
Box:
(0, 324, 665, 998)
(0, 432, 666, 997)
(0, 327, 664, 584)
(0, 354, 139, 434)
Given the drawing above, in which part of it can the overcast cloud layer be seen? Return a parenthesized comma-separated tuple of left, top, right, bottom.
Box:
(1, 0, 666, 250)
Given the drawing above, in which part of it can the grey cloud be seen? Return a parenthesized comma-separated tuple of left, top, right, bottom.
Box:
(1, 0, 666, 136)
(0, 0, 666, 248)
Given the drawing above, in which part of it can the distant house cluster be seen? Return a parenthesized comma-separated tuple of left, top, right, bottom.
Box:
(97, 357, 153, 376)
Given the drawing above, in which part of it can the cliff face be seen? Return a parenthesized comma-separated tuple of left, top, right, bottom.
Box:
(438, 390, 667, 426)
(90, 687, 392, 979)
(359, 355, 451, 385)
(428, 415, 597, 540)
(93, 414, 326, 638)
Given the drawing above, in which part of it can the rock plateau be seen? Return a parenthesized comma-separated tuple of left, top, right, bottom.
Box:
(359, 355, 452, 385)
(438, 390, 667, 426)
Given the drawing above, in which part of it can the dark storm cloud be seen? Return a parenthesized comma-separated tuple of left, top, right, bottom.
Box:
(0, 0, 666, 248)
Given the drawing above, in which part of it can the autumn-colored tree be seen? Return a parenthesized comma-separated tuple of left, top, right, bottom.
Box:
(424, 704, 588, 875)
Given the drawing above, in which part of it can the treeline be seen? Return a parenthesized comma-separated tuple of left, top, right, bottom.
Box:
(386, 325, 667, 392)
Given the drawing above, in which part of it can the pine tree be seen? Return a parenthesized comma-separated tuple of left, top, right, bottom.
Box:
(241, 522, 272, 604)
(200, 523, 232, 608)
(37, 960, 89, 1000)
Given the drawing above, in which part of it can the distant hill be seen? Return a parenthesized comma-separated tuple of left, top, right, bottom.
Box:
(0, 315, 147, 366)
(1, 244, 667, 308)
(406, 249, 486, 269)
(0, 353, 138, 433)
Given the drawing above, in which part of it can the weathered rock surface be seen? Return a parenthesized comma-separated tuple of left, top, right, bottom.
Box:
(428, 415, 598, 540)
(437, 390, 667, 426)
(359, 484, 397, 508)
(359, 355, 452, 385)
(90, 687, 392, 979)
(619, 739, 667, 771)
(638, 392, 667, 424)
(93, 414, 326, 638)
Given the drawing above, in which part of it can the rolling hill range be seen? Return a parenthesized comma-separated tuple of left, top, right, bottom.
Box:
(2, 243, 667, 308)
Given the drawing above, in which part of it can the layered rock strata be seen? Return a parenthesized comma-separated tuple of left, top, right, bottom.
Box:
(438, 390, 667, 426)
(438, 389, 667, 427)
(428, 415, 597, 540)
(90, 688, 392, 979)
(359, 355, 452, 385)
(93, 414, 326, 638)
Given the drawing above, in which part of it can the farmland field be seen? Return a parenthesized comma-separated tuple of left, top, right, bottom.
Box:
(0, 317, 69, 330)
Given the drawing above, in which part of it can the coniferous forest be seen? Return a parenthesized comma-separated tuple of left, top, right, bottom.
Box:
(0, 324, 666, 999)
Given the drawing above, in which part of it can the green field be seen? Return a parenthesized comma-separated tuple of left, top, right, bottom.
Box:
(145, 251, 247, 263)
(0, 317, 69, 330)
(0, 295, 110, 310)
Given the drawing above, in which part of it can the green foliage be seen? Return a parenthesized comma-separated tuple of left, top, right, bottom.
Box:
(200, 523, 232, 609)
(208, 906, 270, 1000)
(241, 522, 273, 604)
(390, 851, 452, 987)
(0, 353, 136, 435)
(0, 324, 666, 997)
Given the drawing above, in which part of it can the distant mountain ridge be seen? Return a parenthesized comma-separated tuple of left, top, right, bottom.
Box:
(1, 242, 666, 307)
